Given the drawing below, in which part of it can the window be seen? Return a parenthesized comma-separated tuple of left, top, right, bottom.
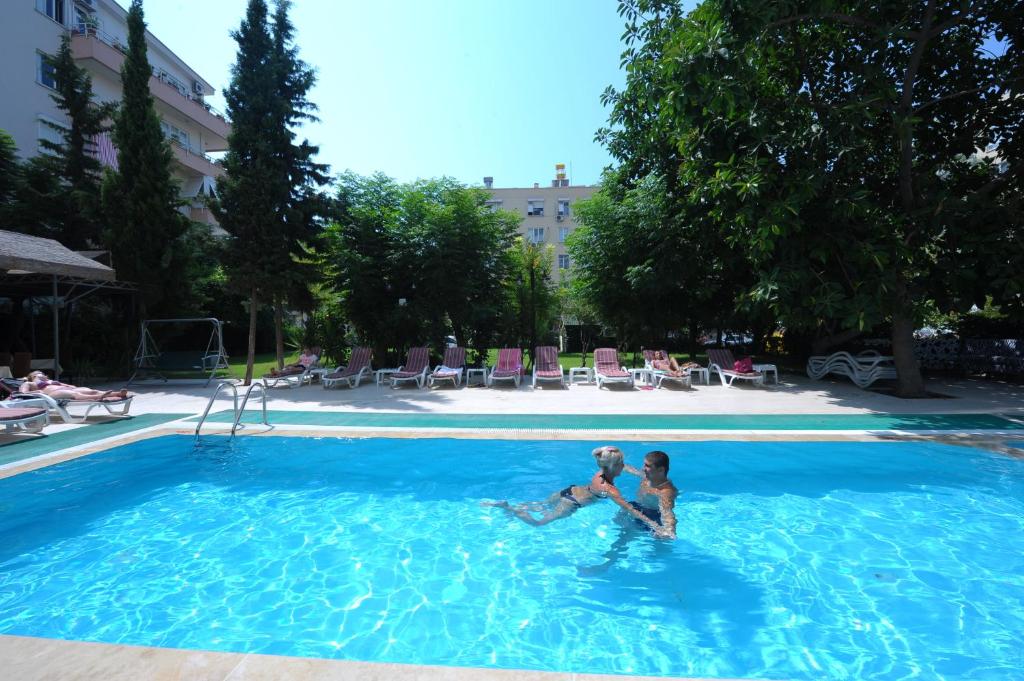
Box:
(527, 199, 544, 216)
(160, 120, 190, 149)
(559, 226, 570, 243)
(557, 199, 570, 217)
(36, 115, 68, 155)
(37, 0, 66, 25)
(484, 199, 503, 213)
(529, 227, 545, 244)
(558, 254, 570, 269)
(36, 52, 56, 89)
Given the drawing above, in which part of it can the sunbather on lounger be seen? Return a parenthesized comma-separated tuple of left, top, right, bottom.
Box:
(266, 346, 320, 377)
(482, 446, 626, 526)
(650, 351, 699, 377)
(21, 371, 132, 401)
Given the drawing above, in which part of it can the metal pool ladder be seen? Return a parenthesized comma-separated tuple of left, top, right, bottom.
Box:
(194, 381, 270, 443)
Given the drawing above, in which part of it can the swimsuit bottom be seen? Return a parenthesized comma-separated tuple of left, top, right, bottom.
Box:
(560, 486, 583, 508)
(629, 501, 662, 528)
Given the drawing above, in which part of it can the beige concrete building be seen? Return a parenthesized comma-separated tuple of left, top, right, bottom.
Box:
(0, 0, 229, 229)
(484, 164, 595, 283)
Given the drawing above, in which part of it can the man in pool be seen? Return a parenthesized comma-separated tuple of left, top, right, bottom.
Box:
(615, 450, 677, 540)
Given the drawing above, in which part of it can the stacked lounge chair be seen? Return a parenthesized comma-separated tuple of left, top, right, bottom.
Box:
(428, 346, 466, 388)
(322, 347, 373, 389)
(806, 350, 896, 388)
(594, 348, 634, 389)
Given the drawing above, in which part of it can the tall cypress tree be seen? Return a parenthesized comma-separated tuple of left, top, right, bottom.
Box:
(102, 0, 188, 317)
(213, 0, 284, 384)
(267, 0, 329, 368)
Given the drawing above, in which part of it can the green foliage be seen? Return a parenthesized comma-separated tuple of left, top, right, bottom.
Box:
(504, 238, 559, 360)
(0, 130, 22, 224)
(601, 0, 1024, 394)
(318, 172, 518, 362)
(102, 0, 191, 317)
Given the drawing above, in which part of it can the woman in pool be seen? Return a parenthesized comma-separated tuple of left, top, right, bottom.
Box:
(483, 445, 626, 526)
(20, 371, 132, 401)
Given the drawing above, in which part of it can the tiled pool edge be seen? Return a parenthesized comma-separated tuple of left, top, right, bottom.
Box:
(0, 634, 744, 681)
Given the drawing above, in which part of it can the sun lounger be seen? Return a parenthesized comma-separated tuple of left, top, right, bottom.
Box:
(532, 346, 565, 388)
(3, 390, 132, 424)
(0, 403, 48, 435)
(428, 347, 466, 388)
(262, 356, 320, 389)
(643, 349, 691, 389)
(391, 347, 430, 388)
(594, 348, 634, 389)
(488, 348, 523, 387)
(707, 349, 764, 387)
(322, 347, 373, 389)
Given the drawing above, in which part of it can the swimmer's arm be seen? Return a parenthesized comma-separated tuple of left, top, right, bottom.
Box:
(623, 464, 642, 477)
(657, 489, 677, 540)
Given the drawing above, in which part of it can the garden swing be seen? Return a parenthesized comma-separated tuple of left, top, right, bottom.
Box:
(128, 318, 230, 386)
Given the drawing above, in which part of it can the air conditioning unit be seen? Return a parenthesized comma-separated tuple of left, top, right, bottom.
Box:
(192, 81, 204, 95)
(556, 214, 564, 221)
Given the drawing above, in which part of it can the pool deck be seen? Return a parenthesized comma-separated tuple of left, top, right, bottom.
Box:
(2, 372, 1022, 680)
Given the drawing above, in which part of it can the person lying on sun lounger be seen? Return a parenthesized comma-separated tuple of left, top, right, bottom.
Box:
(482, 445, 626, 526)
(266, 346, 320, 377)
(650, 351, 699, 378)
(21, 371, 132, 401)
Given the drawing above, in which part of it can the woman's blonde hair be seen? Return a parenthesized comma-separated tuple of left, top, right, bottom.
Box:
(592, 445, 624, 470)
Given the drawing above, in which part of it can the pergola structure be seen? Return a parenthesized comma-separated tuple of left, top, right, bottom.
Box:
(0, 230, 135, 380)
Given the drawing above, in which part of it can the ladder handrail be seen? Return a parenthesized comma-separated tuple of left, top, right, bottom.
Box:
(194, 381, 239, 443)
(231, 382, 269, 436)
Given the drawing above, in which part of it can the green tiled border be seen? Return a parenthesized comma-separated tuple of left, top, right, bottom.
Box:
(0, 414, 190, 467)
(195, 410, 1024, 431)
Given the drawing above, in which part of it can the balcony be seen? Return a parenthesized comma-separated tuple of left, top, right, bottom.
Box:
(70, 31, 230, 150)
(170, 139, 224, 179)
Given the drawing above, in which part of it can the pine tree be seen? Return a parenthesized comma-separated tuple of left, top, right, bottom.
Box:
(0, 130, 22, 225)
(213, 0, 286, 384)
(267, 0, 329, 369)
(102, 0, 189, 317)
(39, 35, 114, 248)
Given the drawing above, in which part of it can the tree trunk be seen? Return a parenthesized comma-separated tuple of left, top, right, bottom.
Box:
(274, 297, 285, 370)
(891, 308, 925, 398)
(245, 288, 258, 386)
(810, 328, 863, 356)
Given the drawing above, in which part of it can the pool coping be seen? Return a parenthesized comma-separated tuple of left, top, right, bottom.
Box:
(0, 634, 748, 681)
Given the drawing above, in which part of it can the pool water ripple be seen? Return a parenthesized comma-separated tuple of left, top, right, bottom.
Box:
(0, 435, 1022, 679)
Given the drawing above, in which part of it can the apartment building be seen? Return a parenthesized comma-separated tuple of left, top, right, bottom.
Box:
(0, 0, 229, 229)
(484, 164, 595, 283)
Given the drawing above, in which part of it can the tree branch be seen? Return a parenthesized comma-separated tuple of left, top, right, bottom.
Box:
(762, 13, 883, 35)
(913, 77, 1024, 113)
(898, 0, 937, 213)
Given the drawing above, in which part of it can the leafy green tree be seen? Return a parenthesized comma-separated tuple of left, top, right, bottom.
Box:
(606, 0, 1023, 395)
(504, 238, 558, 363)
(102, 0, 190, 318)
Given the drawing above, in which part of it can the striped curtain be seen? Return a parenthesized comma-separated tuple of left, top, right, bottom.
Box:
(93, 131, 119, 171)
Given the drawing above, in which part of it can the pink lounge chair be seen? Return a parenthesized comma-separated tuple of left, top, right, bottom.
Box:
(322, 347, 373, 389)
(488, 348, 523, 387)
(0, 404, 48, 435)
(645, 349, 692, 389)
(428, 346, 466, 388)
(594, 347, 634, 389)
(532, 346, 565, 388)
(391, 347, 430, 388)
(706, 348, 764, 387)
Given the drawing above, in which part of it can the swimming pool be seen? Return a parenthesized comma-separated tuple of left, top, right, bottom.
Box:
(1, 435, 1022, 679)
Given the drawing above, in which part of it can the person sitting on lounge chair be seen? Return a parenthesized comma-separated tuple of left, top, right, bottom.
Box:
(21, 371, 132, 401)
(482, 445, 626, 526)
(266, 346, 320, 377)
(650, 351, 699, 377)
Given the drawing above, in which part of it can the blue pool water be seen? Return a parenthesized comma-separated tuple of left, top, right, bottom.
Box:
(1, 435, 1023, 679)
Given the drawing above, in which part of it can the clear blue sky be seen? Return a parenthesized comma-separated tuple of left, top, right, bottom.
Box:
(120, 0, 632, 188)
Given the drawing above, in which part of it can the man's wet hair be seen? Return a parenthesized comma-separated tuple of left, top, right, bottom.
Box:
(646, 450, 669, 472)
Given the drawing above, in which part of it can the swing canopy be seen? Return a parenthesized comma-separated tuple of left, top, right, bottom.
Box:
(129, 318, 230, 386)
